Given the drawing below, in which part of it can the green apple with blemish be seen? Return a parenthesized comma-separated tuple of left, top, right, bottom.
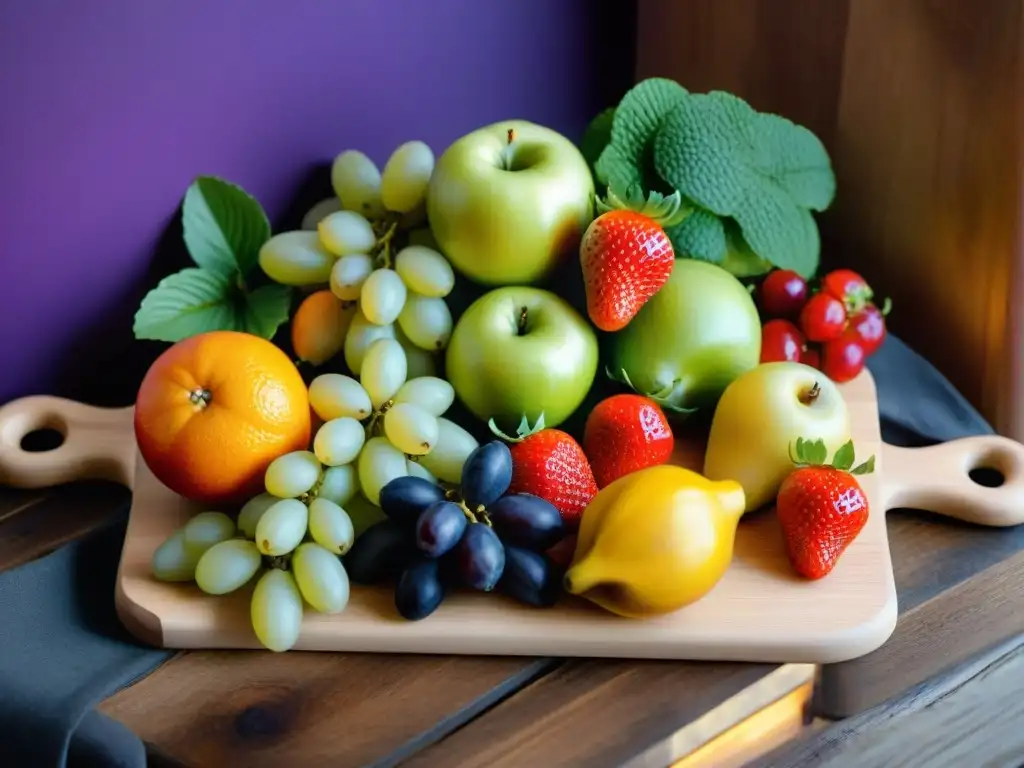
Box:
(445, 287, 598, 429)
(426, 120, 594, 286)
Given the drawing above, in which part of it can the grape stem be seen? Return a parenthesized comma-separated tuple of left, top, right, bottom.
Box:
(456, 499, 493, 527)
(363, 399, 395, 440)
(372, 219, 400, 269)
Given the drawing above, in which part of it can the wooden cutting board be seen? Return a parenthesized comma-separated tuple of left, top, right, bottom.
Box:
(2, 370, 1023, 664)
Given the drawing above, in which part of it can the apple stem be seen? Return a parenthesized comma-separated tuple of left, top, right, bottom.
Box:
(517, 305, 529, 336)
(799, 382, 821, 406)
(502, 127, 517, 171)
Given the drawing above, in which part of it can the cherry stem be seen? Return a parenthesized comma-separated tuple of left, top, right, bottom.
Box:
(517, 306, 528, 336)
(799, 382, 821, 406)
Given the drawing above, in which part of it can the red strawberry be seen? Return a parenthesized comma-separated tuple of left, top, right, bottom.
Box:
(580, 209, 674, 332)
(489, 417, 597, 529)
(582, 394, 674, 489)
(776, 438, 875, 580)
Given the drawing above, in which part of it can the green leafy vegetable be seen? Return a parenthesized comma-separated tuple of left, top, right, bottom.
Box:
(134, 175, 291, 343)
(664, 209, 727, 263)
(653, 91, 833, 277)
(595, 78, 688, 191)
(579, 107, 615, 181)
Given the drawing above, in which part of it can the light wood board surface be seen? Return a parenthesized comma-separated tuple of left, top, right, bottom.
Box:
(2, 371, 1024, 664)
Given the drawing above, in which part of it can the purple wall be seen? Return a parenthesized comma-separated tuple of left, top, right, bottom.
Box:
(0, 0, 633, 406)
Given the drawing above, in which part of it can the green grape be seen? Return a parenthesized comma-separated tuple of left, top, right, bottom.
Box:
(254, 498, 309, 556)
(420, 418, 479, 484)
(381, 141, 434, 214)
(360, 338, 407, 409)
(317, 464, 359, 507)
(258, 231, 337, 286)
(397, 293, 453, 351)
(318, 210, 376, 256)
(344, 309, 396, 376)
(308, 373, 372, 422)
(394, 245, 454, 298)
(151, 529, 200, 582)
(360, 268, 407, 326)
(394, 376, 454, 416)
(291, 542, 351, 614)
(331, 149, 385, 219)
(406, 458, 438, 485)
(345, 492, 389, 537)
(264, 450, 321, 498)
(328, 253, 374, 301)
(357, 436, 408, 506)
(195, 539, 262, 595)
(307, 497, 356, 555)
(183, 512, 236, 557)
(301, 197, 342, 231)
(250, 569, 304, 652)
(312, 417, 365, 467)
(383, 402, 439, 456)
(395, 326, 438, 380)
(238, 493, 277, 539)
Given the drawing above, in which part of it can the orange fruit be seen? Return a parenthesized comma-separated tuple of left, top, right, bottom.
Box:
(134, 331, 311, 504)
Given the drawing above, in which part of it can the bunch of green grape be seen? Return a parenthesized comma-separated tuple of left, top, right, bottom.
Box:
(150, 336, 479, 652)
(259, 141, 456, 375)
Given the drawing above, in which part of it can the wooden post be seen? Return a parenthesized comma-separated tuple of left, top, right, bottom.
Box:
(635, 0, 1024, 438)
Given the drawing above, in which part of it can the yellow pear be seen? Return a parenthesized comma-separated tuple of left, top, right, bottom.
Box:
(703, 361, 851, 513)
(564, 465, 745, 618)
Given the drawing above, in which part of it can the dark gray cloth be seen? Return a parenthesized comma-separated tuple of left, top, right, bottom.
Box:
(0, 334, 997, 768)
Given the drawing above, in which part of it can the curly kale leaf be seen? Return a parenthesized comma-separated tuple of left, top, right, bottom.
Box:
(652, 91, 835, 277)
(595, 78, 689, 191)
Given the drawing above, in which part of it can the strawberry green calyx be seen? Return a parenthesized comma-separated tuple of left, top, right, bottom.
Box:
(878, 296, 893, 316)
(789, 437, 875, 476)
(487, 413, 546, 444)
(604, 366, 698, 416)
(596, 182, 693, 229)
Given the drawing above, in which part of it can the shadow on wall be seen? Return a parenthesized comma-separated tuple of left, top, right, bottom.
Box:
(0, 0, 637, 408)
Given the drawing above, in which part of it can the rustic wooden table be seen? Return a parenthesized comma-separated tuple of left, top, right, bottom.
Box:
(4, 478, 1024, 768)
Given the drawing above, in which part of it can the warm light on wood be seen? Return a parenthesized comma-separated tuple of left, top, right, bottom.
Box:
(672, 681, 814, 768)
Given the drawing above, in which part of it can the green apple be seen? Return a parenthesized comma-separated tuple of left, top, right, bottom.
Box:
(445, 286, 598, 428)
(605, 259, 761, 413)
(703, 362, 852, 512)
(427, 120, 594, 286)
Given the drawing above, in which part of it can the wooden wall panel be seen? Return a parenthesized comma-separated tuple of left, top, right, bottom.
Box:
(636, 0, 1024, 437)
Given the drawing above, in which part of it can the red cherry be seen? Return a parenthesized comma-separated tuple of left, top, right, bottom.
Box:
(802, 345, 821, 370)
(822, 268, 873, 313)
(759, 270, 808, 319)
(799, 292, 848, 342)
(761, 319, 805, 363)
(822, 331, 866, 383)
(848, 302, 887, 355)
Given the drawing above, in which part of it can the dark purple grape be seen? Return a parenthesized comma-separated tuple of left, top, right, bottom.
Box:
(498, 546, 563, 608)
(395, 555, 446, 621)
(343, 519, 416, 585)
(453, 523, 505, 591)
(460, 440, 513, 510)
(415, 501, 468, 558)
(379, 476, 446, 526)
(487, 493, 564, 551)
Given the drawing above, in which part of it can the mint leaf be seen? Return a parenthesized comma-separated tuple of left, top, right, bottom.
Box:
(595, 78, 688, 191)
(182, 176, 271, 277)
(831, 440, 856, 472)
(243, 284, 294, 339)
(665, 208, 727, 263)
(580, 107, 615, 178)
(652, 91, 830, 277)
(133, 268, 240, 342)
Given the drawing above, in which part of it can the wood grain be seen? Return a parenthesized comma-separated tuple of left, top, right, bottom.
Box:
(100, 652, 554, 768)
(758, 634, 1024, 767)
(401, 661, 811, 768)
(818, 545, 1024, 718)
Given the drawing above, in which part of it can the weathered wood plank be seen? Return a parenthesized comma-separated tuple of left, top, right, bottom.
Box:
(100, 652, 556, 768)
(400, 661, 812, 768)
(758, 635, 1024, 767)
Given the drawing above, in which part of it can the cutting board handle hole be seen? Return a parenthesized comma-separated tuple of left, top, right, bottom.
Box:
(19, 427, 65, 453)
(968, 466, 1005, 488)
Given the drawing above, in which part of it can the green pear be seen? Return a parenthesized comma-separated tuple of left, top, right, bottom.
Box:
(703, 362, 852, 513)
